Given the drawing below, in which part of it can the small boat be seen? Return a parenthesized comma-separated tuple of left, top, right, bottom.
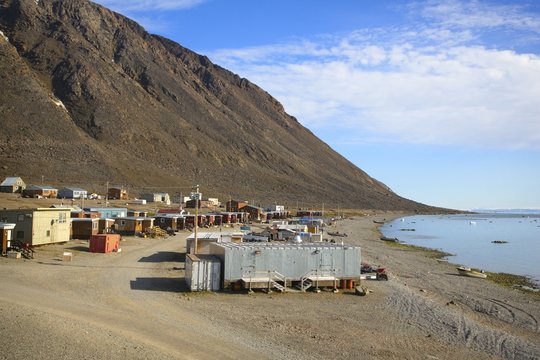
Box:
(373, 220, 385, 224)
(457, 266, 487, 279)
(491, 240, 508, 244)
(327, 231, 348, 237)
(380, 236, 399, 243)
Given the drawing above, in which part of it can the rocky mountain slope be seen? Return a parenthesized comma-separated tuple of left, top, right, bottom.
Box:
(0, 0, 435, 210)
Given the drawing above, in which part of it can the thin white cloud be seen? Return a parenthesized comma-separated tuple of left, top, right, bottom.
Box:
(416, 0, 540, 32)
(207, 1, 540, 150)
(93, 0, 204, 11)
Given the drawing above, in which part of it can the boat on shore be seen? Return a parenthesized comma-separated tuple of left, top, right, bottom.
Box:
(380, 236, 399, 243)
(373, 220, 385, 224)
(457, 266, 487, 279)
(327, 231, 348, 237)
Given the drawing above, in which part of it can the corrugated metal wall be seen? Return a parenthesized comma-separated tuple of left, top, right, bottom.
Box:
(185, 254, 221, 291)
(213, 243, 361, 282)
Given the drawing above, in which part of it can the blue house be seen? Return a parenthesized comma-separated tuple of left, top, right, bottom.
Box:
(83, 207, 127, 219)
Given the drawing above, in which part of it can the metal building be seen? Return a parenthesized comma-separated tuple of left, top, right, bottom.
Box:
(209, 242, 361, 292)
(185, 254, 221, 291)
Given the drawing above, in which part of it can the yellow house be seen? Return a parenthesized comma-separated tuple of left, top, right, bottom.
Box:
(0, 208, 71, 246)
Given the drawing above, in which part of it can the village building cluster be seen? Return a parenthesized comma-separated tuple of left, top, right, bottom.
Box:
(1, 176, 363, 293)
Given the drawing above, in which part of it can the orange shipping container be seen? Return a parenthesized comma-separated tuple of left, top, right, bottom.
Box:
(89, 234, 121, 253)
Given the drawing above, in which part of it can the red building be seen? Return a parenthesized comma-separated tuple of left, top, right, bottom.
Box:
(89, 234, 121, 253)
(226, 200, 248, 212)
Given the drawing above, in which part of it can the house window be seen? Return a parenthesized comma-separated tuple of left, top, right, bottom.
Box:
(92, 222, 98, 230)
(161, 218, 165, 223)
(46, 230, 50, 237)
(17, 214, 25, 222)
(120, 220, 126, 226)
(58, 213, 66, 224)
(17, 231, 24, 239)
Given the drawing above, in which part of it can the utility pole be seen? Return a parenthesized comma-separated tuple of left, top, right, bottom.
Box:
(194, 184, 199, 255)
(105, 181, 109, 208)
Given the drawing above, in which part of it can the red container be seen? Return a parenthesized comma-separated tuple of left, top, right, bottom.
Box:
(89, 234, 120, 253)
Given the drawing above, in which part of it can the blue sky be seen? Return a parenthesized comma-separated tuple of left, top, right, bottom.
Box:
(93, 0, 540, 210)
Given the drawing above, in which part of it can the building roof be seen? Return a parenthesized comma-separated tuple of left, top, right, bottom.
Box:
(215, 242, 359, 250)
(71, 218, 98, 222)
(114, 216, 154, 221)
(26, 184, 57, 191)
(187, 231, 244, 240)
(60, 187, 87, 192)
(0, 208, 70, 213)
(0, 177, 23, 186)
(83, 207, 127, 211)
(154, 213, 182, 218)
(244, 204, 265, 211)
(50, 205, 82, 211)
(276, 224, 307, 231)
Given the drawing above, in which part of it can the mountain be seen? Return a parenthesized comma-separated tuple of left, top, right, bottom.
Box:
(0, 0, 435, 211)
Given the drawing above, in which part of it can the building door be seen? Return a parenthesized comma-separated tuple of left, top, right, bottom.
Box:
(241, 252, 257, 278)
(319, 251, 334, 274)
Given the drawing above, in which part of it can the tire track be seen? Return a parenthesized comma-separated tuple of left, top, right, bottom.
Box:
(484, 298, 539, 333)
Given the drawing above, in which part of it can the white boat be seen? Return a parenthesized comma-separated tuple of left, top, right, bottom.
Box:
(457, 266, 487, 279)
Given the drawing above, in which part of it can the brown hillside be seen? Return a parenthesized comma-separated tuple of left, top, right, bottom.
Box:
(1, 0, 435, 211)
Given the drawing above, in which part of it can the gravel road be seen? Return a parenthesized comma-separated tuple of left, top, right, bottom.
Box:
(0, 213, 538, 359)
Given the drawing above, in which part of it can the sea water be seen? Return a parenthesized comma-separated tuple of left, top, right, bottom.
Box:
(380, 213, 540, 283)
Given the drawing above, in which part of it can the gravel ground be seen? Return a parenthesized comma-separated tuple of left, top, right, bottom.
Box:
(0, 213, 538, 359)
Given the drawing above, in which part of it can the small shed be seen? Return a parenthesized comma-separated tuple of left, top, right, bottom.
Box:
(108, 187, 128, 200)
(98, 218, 115, 234)
(89, 234, 121, 253)
(0, 177, 26, 193)
(154, 214, 180, 231)
(185, 253, 221, 291)
(1, 223, 16, 256)
(113, 217, 154, 235)
(184, 214, 206, 228)
(127, 210, 148, 217)
(71, 218, 99, 240)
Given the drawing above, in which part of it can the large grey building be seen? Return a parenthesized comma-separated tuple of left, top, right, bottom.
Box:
(209, 242, 361, 291)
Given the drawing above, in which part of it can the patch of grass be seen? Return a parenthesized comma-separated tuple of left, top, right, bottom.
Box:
(384, 241, 452, 259)
(484, 272, 540, 297)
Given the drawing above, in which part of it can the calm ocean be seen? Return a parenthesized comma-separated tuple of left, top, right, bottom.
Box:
(380, 213, 540, 283)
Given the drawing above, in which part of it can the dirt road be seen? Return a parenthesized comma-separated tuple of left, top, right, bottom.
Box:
(1, 215, 539, 359)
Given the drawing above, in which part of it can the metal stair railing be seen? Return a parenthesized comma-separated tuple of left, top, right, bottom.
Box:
(243, 270, 288, 293)
(10, 239, 34, 259)
(300, 269, 339, 292)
